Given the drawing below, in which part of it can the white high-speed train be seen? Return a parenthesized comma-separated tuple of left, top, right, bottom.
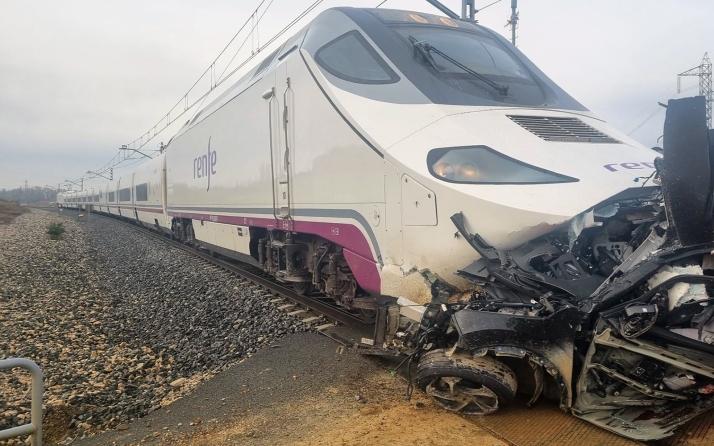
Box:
(59, 7, 657, 312)
(59, 8, 714, 440)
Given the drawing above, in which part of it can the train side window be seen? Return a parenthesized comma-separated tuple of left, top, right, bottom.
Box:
(135, 183, 148, 202)
(315, 31, 399, 85)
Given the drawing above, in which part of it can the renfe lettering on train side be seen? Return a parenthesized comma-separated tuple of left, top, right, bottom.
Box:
(603, 161, 655, 172)
(194, 137, 217, 191)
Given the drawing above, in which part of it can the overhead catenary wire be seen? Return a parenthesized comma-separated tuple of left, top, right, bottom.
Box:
(64, 1, 269, 186)
(216, 0, 326, 85)
(188, 0, 277, 123)
(627, 84, 699, 136)
(624, 55, 706, 137)
(152, 0, 325, 144)
(121, 0, 266, 154)
(622, 81, 677, 130)
(67, 0, 327, 189)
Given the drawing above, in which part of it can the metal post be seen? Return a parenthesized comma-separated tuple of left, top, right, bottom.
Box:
(677, 53, 713, 128)
(510, 0, 518, 46)
(0, 358, 43, 446)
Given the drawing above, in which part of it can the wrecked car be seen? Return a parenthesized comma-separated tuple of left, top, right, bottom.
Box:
(367, 96, 714, 441)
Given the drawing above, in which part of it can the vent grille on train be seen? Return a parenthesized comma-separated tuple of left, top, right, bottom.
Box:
(507, 115, 620, 143)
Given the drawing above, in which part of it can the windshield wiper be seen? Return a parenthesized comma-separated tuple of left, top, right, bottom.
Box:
(408, 35, 509, 97)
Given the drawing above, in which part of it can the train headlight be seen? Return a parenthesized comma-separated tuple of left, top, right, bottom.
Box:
(427, 146, 578, 184)
(433, 163, 455, 180)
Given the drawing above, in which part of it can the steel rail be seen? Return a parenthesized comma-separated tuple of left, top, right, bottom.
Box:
(75, 209, 365, 326)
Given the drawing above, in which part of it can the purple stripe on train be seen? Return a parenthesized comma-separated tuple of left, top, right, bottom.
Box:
(168, 210, 381, 294)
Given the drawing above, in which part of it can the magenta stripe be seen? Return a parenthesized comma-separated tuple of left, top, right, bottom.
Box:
(342, 249, 381, 294)
(168, 210, 375, 261)
(168, 210, 381, 293)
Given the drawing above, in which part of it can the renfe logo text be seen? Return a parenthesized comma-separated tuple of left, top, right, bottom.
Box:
(194, 137, 217, 191)
(603, 161, 655, 172)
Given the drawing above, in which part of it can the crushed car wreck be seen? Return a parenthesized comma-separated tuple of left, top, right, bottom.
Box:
(366, 96, 714, 441)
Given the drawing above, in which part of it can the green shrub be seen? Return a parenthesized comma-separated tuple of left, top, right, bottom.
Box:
(47, 222, 65, 240)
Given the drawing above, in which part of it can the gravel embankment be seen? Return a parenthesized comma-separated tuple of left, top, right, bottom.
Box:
(0, 210, 308, 444)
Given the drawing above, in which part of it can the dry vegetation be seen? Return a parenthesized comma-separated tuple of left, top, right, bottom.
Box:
(0, 199, 28, 224)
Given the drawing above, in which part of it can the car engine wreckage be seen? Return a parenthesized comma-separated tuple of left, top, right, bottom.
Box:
(364, 96, 714, 441)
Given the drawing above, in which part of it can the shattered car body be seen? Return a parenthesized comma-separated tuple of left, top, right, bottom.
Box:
(372, 96, 714, 441)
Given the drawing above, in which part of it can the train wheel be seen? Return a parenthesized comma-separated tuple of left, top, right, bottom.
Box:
(358, 309, 377, 324)
(292, 282, 314, 295)
(416, 349, 517, 415)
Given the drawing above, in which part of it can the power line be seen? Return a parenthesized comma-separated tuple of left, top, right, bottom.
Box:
(217, 0, 326, 85)
(126, 0, 269, 150)
(622, 81, 676, 130)
(65, 0, 270, 187)
(627, 107, 663, 136)
(627, 84, 699, 136)
(217, 0, 275, 84)
(189, 0, 277, 124)
(68, 0, 327, 190)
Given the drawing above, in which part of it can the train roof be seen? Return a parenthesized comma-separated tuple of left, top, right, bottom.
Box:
(170, 7, 500, 142)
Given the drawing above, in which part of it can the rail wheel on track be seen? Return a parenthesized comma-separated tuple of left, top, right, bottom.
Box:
(416, 349, 517, 415)
(292, 282, 314, 295)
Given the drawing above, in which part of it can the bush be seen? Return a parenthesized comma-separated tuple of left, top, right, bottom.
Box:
(47, 222, 65, 240)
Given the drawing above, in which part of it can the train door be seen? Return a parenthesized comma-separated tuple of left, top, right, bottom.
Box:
(272, 62, 294, 224)
(117, 179, 122, 217)
(161, 156, 168, 222)
(384, 161, 403, 265)
(132, 172, 139, 222)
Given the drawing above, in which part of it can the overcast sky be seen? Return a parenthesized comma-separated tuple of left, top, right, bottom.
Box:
(0, 0, 711, 190)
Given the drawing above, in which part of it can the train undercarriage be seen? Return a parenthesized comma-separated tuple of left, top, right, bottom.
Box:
(170, 217, 376, 318)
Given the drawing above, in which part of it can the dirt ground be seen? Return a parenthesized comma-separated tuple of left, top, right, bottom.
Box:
(0, 200, 28, 223)
(170, 367, 505, 446)
(73, 332, 505, 446)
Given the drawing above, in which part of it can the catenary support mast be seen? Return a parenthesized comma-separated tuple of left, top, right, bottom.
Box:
(678, 53, 713, 128)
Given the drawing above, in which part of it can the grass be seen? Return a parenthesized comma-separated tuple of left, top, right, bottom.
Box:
(47, 222, 65, 240)
(0, 199, 28, 224)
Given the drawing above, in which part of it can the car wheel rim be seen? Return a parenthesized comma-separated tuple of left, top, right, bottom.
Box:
(426, 376, 499, 415)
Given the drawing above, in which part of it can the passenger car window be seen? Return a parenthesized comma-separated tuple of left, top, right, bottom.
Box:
(135, 183, 148, 202)
(315, 31, 399, 84)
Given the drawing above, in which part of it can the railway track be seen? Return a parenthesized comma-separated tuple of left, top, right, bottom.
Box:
(59, 208, 369, 334)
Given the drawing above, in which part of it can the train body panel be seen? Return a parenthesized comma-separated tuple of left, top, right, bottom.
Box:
(165, 26, 387, 294)
(116, 175, 133, 218)
(133, 154, 169, 230)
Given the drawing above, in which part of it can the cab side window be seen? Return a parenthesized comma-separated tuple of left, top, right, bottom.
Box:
(315, 31, 399, 85)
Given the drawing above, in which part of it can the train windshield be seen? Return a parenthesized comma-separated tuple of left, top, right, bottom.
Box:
(399, 27, 532, 81)
(390, 26, 545, 106)
(304, 8, 586, 110)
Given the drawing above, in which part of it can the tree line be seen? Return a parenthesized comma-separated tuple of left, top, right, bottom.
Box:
(0, 186, 59, 204)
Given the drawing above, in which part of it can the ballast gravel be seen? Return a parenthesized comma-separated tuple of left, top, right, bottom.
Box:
(0, 210, 308, 444)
